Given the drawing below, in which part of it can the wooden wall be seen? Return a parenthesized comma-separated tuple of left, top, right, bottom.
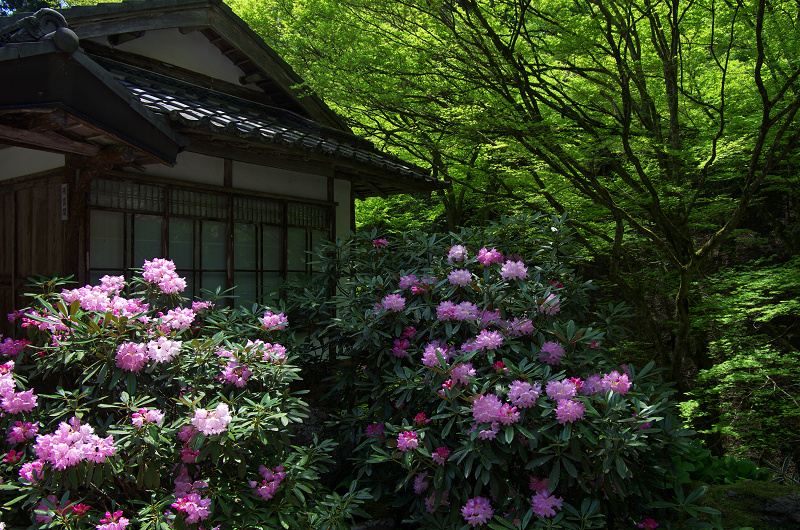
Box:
(0, 168, 72, 335)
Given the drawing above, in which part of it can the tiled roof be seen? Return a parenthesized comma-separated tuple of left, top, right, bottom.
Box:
(98, 59, 439, 190)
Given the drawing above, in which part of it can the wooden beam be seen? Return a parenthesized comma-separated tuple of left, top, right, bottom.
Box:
(239, 72, 269, 85)
(24, 110, 70, 133)
(0, 124, 100, 157)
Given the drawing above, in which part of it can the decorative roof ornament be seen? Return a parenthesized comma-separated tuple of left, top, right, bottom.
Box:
(0, 8, 78, 53)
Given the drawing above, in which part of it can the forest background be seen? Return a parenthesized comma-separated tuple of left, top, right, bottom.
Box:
(228, 0, 800, 466)
(4, 0, 799, 466)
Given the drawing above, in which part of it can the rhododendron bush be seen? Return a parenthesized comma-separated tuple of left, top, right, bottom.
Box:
(286, 214, 713, 529)
(0, 264, 368, 529)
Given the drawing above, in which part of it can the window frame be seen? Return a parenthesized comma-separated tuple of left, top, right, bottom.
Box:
(86, 174, 334, 304)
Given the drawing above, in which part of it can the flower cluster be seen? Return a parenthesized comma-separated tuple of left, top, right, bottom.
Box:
(191, 403, 232, 436)
(115, 337, 182, 371)
(538, 341, 566, 365)
(397, 430, 419, 451)
(0, 337, 30, 357)
(432, 446, 451, 465)
(262, 311, 288, 331)
(461, 496, 494, 527)
(531, 489, 564, 517)
(476, 247, 503, 266)
(131, 408, 165, 428)
(96, 510, 129, 530)
(250, 464, 286, 501)
(7, 420, 38, 444)
(142, 258, 187, 294)
(172, 470, 212, 524)
(0, 361, 38, 414)
(34, 417, 116, 469)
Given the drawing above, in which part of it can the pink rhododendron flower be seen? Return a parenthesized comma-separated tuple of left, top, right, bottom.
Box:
(171, 493, 211, 524)
(0, 337, 30, 357)
(398, 274, 419, 289)
(473, 329, 503, 350)
(220, 361, 252, 387)
(366, 423, 385, 438)
(143, 258, 186, 294)
(638, 518, 659, 529)
(508, 381, 541, 408)
(34, 417, 116, 469)
(191, 403, 232, 436)
(531, 490, 563, 517)
(545, 379, 577, 401)
(97, 510, 129, 530)
(7, 420, 38, 444)
(373, 238, 388, 248)
(425, 491, 450, 513)
(478, 310, 502, 328)
(478, 422, 499, 440)
(181, 446, 199, 463)
(505, 317, 534, 336)
(414, 412, 430, 425)
(581, 374, 603, 395)
(451, 363, 476, 385)
(19, 459, 44, 482)
(422, 340, 453, 367)
(601, 371, 631, 394)
(178, 425, 198, 443)
(473, 393, 503, 424)
(537, 293, 561, 315)
(382, 294, 406, 312)
(432, 446, 451, 465)
(477, 247, 503, 266)
(2, 388, 37, 413)
(262, 311, 288, 331)
(500, 260, 527, 280)
(3, 449, 21, 463)
(392, 338, 410, 358)
(447, 245, 468, 263)
(192, 300, 214, 313)
(529, 476, 549, 493)
(555, 399, 586, 424)
(413, 472, 429, 494)
(461, 496, 494, 527)
(448, 269, 472, 286)
(397, 430, 419, 451)
(132, 408, 164, 428)
(163, 307, 195, 330)
(538, 341, 566, 365)
(400, 326, 417, 339)
(147, 336, 182, 363)
(454, 301, 479, 320)
(246, 339, 287, 363)
(71, 503, 90, 516)
(250, 464, 286, 500)
(497, 403, 520, 425)
(410, 284, 428, 295)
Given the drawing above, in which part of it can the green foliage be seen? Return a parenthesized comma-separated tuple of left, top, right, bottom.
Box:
(680, 440, 770, 485)
(285, 214, 715, 528)
(687, 256, 800, 459)
(0, 269, 369, 529)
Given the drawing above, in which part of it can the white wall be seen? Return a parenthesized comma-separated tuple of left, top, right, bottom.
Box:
(232, 160, 328, 201)
(87, 29, 246, 85)
(0, 147, 64, 180)
(132, 151, 225, 185)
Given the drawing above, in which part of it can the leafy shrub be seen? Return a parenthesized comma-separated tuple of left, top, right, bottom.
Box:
(0, 264, 368, 529)
(688, 256, 800, 461)
(680, 440, 770, 485)
(287, 214, 715, 529)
